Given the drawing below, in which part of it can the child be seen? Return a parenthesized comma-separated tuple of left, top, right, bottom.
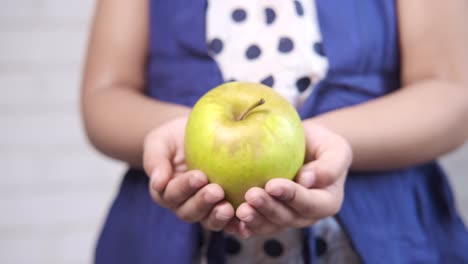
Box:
(81, 0, 468, 263)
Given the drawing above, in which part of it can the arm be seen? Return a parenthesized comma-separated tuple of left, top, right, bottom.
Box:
(81, 0, 190, 167)
(306, 0, 468, 171)
(82, 0, 236, 231)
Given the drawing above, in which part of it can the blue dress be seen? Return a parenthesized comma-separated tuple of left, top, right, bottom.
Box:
(95, 0, 468, 263)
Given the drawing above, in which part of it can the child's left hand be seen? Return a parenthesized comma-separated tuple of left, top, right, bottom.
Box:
(230, 122, 352, 238)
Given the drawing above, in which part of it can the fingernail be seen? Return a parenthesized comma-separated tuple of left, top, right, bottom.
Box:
(216, 210, 231, 221)
(189, 173, 206, 189)
(301, 171, 316, 188)
(204, 191, 221, 203)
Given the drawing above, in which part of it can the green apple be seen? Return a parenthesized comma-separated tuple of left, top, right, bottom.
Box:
(184, 82, 306, 208)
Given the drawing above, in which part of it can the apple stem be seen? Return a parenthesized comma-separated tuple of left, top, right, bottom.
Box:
(237, 98, 265, 121)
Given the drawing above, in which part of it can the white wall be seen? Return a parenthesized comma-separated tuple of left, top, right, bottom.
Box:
(0, 1, 124, 263)
(0, 1, 466, 263)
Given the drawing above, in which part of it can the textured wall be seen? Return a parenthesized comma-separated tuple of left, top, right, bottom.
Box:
(0, 1, 466, 263)
(0, 1, 124, 263)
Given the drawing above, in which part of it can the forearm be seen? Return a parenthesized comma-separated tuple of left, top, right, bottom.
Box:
(81, 87, 190, 167)
(306, 79, 468, 171)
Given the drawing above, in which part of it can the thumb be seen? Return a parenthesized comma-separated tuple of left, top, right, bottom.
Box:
(296, 159, 343, 189)
(143, 130, 175, 193)
(294, 169, 316, 189)
(148, 157, 173, 192)
(297, 127, 352, 189)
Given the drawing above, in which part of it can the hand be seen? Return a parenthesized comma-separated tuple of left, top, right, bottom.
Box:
(143, 117, 238, 231)
(234, 122, 352, 238)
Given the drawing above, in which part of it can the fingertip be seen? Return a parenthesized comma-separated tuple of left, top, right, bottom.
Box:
(265, 178, 289, 195)
(191, 170, 207, 179)
(150, 168, 165, 192)
(149, 158, 173, 191)
(244, 187, 264, 202)
(215, 201, 235, 221)
(215, 210, 232, 221)
(236, 203, 254, 222)
(188, 171, 208, 189)
(245, 194, 265, 209)
(265, 179, 296, 201)
(296, 170, 316, 188)
(204, 184, 225, 203)
(210, 183, 225, 197)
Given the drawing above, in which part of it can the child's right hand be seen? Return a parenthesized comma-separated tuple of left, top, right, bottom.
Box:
(143, 117, 238, 231)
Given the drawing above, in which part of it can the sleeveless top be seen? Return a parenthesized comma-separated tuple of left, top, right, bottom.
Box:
(94, 1, 468, 263)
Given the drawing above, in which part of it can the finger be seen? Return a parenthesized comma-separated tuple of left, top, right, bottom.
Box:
(297, 147, 351, 189)
(302, 124, 352, 188)
(236, 204, 278, 237)
(238, 221, 252, 239)
(266, 178, 343, 220)
(144, 127, 170, 171)
(143, 124, 184, 192)
(148, 175, 174, 208)
(294, 169, 316, 189)
(201, 201, 235, 231)
(148, 158, 173, 192)
(243, 186, 298, 227)
(175, 183, 225, 223)
(237, 197, 280, 236)
(161, 170, 208, 209)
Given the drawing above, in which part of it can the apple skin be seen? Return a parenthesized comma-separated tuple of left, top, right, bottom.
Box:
(184, 82, 306, 208)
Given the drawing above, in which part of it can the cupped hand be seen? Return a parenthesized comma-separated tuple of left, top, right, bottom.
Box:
(143, 117, 238, 231)
(235, 121, 353, 238)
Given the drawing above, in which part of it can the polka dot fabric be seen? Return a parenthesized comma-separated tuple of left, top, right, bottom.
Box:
(206, 0, 328, 107)
(221, 229, 305, 264)
(314, 217, 361, 264)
